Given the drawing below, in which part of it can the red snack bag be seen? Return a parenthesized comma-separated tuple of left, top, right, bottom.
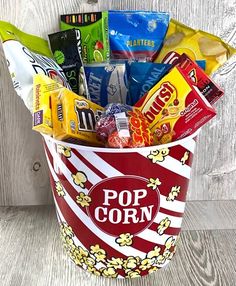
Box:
(175, 53, 224, 104)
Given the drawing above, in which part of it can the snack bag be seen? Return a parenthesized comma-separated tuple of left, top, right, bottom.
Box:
(96, 103, 153, 148)
(84, 63, 128, 107)
(155, 19, 236, 75)
(32, 75, 63, 135)
(135, 66, 216, 144)
(108, 11, 170, 61)
(175, 54, 224, 104)
(0, 21, 69, 112)
(48, 29, 89, 98)
(127, 62, 171, 105)
(60, 12, 109, 64)
(51, 87, 104, 145)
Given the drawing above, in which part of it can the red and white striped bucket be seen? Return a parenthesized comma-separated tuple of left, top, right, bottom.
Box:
(43, 131, 198, 279)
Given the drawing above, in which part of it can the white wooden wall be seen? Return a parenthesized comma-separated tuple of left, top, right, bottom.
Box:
(0, 0, 235, 205)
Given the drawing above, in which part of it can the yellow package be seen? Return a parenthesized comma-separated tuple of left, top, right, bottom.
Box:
(154, 19, 236, 75)
(51, 88, 104, 145)
(33, 74, 62, 135)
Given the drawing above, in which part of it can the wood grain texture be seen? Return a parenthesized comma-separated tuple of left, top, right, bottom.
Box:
(0, 205, 235, 286)
(0, 0, 235, 205)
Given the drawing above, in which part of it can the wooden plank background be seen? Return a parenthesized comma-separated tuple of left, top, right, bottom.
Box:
(0, 0, 235, 205)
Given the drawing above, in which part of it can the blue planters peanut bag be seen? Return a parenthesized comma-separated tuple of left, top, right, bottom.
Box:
(127, 62, 171, 105)
(84, 63, 128, 107)
(108, 11, 170, 61)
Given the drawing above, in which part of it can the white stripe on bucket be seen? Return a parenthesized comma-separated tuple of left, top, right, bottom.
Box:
(68, 152, 102, 185)
(179, 139, 196, 154)
(77, 150, 123, 177)
(47, 157, 147, 259)
(137, 150, 191, 179)
(160, 195, 186, 214)
(154, 212, 183, 228)
(137, 228, 177, 245)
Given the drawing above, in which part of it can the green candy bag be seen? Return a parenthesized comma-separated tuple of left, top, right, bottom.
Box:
(60, 11, 110, 64)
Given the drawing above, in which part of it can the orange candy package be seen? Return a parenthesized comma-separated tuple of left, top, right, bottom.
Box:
(135, 66, 216, 144)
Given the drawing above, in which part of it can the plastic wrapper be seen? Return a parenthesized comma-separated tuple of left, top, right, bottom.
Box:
(135, 66, 216, 144)
(154, 19, 236, 75)
(127, 62, 171, 105)
(48, 29, 89, 98)
(108, 10, 170, 61)
(60, 12, 110, 64)
(0, 21, 69, 113)
(96, 103, 153, 148)
(84, 63, 128, 107)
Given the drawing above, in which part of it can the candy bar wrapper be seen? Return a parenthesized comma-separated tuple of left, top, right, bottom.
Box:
(60, 12, 110, 64)
(48, 29, 89, 98)
(108, 11, 170, 61)
(96, 103, 153, 148)
(135, 66, 216, 144)
(84, 63, 128, 107)
(127, 62, 171, 105)
(154, 19, 236, 75)
(33, 75, 63, 135)
(0, 21, 70, 113)
(175, 54, 224, 104)
(51, 87, 104, 146)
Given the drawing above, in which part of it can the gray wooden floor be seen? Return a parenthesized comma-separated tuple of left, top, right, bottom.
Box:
(0, 202, 235, 286)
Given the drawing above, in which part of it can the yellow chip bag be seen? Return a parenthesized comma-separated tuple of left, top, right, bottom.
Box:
(51, 88, 104, 145)
(33, 74, 62, 135)
(155, 19, 236, 75)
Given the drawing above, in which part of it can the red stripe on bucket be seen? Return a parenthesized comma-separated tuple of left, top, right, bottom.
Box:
(131, 236, 166, 254)
(59, 153, 93, 190)
(95, 151, 190, 202)
(159, 207, 184, 218)
(148, 223, 181, 236)
(168, 145, 193, 167)
(72, 149, 107, 180)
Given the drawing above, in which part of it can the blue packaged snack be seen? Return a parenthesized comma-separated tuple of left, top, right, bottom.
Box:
(84, 63, 128, 107)
(127, 62, 171, 105)
(108, 10, 170, 61)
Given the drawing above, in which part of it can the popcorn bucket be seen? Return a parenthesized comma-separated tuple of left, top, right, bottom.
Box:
(43, 131, 198, 279)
